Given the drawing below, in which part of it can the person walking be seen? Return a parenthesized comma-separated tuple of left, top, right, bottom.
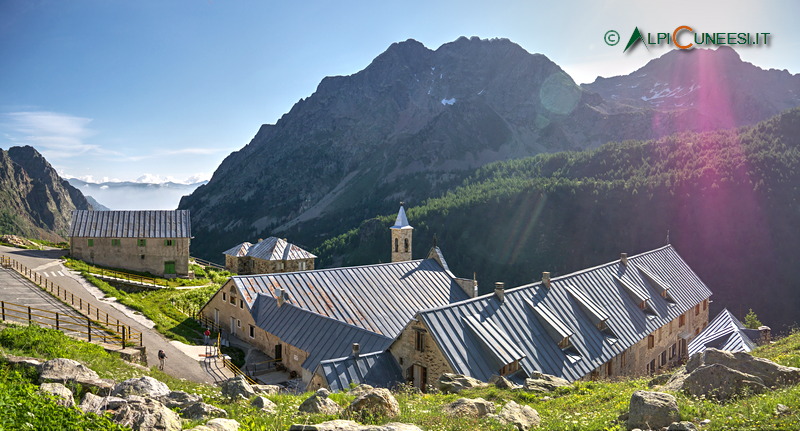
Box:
(158, 349, 167, 370)
(204, 328, 211, 345)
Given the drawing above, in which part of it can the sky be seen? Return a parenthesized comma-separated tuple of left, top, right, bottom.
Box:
(1, 0, 798, 184)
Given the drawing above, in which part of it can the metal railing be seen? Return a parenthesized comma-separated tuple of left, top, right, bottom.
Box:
(215, 333, 257, 385)
(191, 257, 226, 271)
(88, 267, 167, 288)
(0, 255, 142, 348)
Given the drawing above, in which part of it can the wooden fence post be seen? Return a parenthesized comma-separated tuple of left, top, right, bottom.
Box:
(87, 318, 91, 342)
(27, 306, 31, 323)
(1, 301, 4, 321)
(56, 313, 59, 331)
(122, 326, 126, 349)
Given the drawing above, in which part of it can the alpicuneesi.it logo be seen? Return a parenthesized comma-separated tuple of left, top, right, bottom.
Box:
(604, 26, 771, 52)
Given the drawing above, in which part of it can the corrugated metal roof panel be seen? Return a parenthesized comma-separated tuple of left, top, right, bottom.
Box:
(463, 314, 526, 367)
(688, 308, 756, 356)
(69, 210, 191, 238)
(419, 245, 712, 382)
(227, 237, 317, 261)
(317, 351, 404, 392)
(222, 242, 252, 257)
(234, 258, 470, 338)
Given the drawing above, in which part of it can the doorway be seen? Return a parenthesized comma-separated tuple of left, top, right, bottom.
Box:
(275, 344, 283, 362)
(412, 364, 427, 391)
(164, 261, 175, 274)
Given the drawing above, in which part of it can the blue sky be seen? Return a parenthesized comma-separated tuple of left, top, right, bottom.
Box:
(1, 0, 797, 184)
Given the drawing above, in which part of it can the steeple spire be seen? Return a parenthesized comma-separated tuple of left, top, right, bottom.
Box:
(390, 203, 413, 262)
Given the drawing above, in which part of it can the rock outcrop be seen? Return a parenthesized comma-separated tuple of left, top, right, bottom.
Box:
(221, 375, 256, 400)
(343, 387, 401, 420)
(288, 420, 422, 431)
(299, 388, 342, 415)
(627, 390, 680, 431)
(523, 372, 571, 392)
(250, 396, 278, 413)
(663, 348, 800, 401)
(112, 376, 171, 398)
(38, 358, 114, 395)
(493, 400, 540, 430)
(39, 382, 75, 407)
(79, 393, 181, 431)
(442, 397, 496, 417)
(182, 402, 229, 420)
(438, 373, 489, 393)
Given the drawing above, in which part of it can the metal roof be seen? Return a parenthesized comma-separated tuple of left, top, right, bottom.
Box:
(391, 206, 412, 230)
(222, 237, 316, 260)
(232, 257, 470, 337)
(315, 351, 404, 392)
(688, 308, 757, 356)
(250, 295, 393, 372)
(417, 245, 713, 382)
(69, 210, 191, 238)
(463, 314, 527, 368)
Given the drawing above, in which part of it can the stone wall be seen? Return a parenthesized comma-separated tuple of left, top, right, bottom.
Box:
(389, 319, 454, 390)
(70, 237, 189, 276)
(390, 228, 413, 262)
(224, 256, 315, 275)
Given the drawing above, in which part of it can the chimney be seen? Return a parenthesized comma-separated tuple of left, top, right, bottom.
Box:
(352, 343, 360, 357)
(758, 326, 772, 345)
(542, 272, 551, 289)
(620, 253, 628, 266)
(494, 282, 505, 302)
(276, 287, 285, 307)
(258, 238, 263, 243)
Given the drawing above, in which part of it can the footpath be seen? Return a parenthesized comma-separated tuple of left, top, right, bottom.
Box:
(0, 245, 231, 384)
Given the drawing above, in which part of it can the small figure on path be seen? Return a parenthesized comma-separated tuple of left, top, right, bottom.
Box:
(204, 328, 211, 345)
(158, 349, 167, 370)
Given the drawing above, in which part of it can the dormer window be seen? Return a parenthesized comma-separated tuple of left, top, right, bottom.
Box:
(499, 361, 520, 376)
(558, 336, 573, 350)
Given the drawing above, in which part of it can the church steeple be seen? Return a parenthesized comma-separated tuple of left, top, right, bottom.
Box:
(390, 203, 413, 262)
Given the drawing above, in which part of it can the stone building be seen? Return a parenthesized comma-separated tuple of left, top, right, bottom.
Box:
(688, 308, 770, 356)
(198, 206, 477, 387)
(68, 210, 191, 277)
(388, 245, 711, 390)
(222, 237, 316, 275)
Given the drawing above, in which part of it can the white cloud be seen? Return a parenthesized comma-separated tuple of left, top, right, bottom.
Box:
(0, 111, 112, 158)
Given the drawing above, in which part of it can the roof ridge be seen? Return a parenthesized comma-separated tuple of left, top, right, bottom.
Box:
(231, 258, 431, 280)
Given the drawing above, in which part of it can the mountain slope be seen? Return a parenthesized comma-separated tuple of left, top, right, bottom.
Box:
(0, 146, 92, 240)
(181, 37, 723, 259)
(583, 46, 800, 130)
(316, 108, 800, 330)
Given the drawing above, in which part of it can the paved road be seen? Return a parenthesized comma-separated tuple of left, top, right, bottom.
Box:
(0, 245, 217, 384)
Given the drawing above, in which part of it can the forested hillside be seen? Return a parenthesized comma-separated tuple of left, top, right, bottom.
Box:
(316, 108, 800, 330)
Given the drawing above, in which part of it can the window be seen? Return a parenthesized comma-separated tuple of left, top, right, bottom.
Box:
(606, 361, 613, 377)
(660, 350, 667, 366)
(558, 336, 573, 350)
(88, 239, 94, 247)
(239, 299, 243, 309)
(249, 325, 255, 338)
(230, 295, 236, 305)
(394, 238, 399, 252)
(236, 319, 241, 328)
(695, 304, 700, 316)
(278, 262, 285, 270)
(669, 320, 673, 334)
(164, 239, 174, 246)
(648, 334, 655, 349)
(695, 328, 700, 336)
(299, 261, 307, 270)
(499, 361, 520, 376)
(399, 357, 404, 365)
(703, 299, 708, 310)
(404, 238, 409, 252)
(222, 293, 227, 302)
(670, 343, 677, 359)
(140, 254, 145, 260)
(658, 327, 662, 342)
(415, 330, 425, 352)
(620, 351, 627, 368)
(679, 314, 686, 327)
(137, 239, 146, 247)
(638, 301, 647, 310)
(111, 239, 121, 246)
(647, 359, 656, 375)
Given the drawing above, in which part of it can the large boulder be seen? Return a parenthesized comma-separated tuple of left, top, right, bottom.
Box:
(39, 382, 75, 407)
(251, 396, 278, 413)
(523, 372, 570, 393)
(442, 397, 496, 418)
(687, 349, 800, 388)
(182, 402, 229, 420)
(288, 420, 423, 431)
(627, 390, 680, 431)
(39, 358, 99, 382)
(344, 387, 401, 420)
(221, 375, 255, 400)
(348, 383, 374, 398)
(493, 400, 540, 430)
(667, 421, 699, 431)
(299, 388, 342, 415)
(160, 390, 203, 408)
(663, 348, 799, 401)
(682, 364, 767, 401)
(192, 418, 241, 431)
(489, 375, 522, 390)
(438, 373, 488, 393)
(3, 354, 43, 372)
(110, 395, 182, 431)
(112, 376, 171, 398)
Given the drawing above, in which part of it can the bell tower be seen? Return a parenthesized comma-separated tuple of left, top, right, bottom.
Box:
(390, 203, 413, 262)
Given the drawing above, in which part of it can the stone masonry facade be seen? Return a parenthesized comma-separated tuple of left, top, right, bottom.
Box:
(225, 255, 315, 275)
(199, 282, 310, 380)
(389, 318, 455, 391)
(70, 236, 189, 277)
